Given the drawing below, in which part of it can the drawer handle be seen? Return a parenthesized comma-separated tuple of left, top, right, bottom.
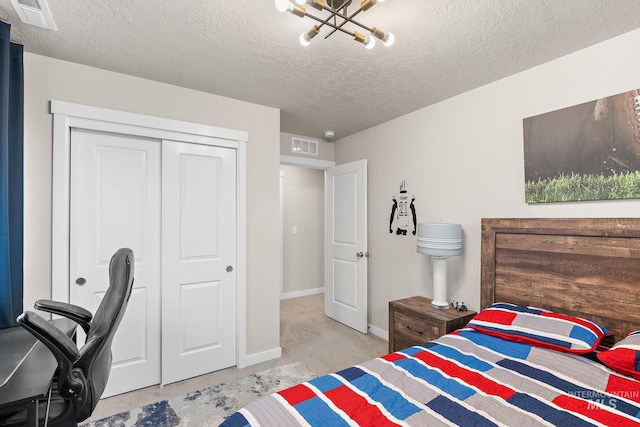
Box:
(406, 326, 424, 335)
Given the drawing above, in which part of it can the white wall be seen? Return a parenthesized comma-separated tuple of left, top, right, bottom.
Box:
(281, 165, 324, 298)
(23, 53, 281, 359)
(336, 29, 640, 334)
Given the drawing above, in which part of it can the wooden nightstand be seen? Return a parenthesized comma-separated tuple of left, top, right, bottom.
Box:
(388, 296, 476, 353)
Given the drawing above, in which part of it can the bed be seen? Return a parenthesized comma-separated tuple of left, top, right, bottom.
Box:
(221, 218, 640, 426)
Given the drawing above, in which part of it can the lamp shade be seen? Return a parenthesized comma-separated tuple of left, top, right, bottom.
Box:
(416, 223, 462, 257)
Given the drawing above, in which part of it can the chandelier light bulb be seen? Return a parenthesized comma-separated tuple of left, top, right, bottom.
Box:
(364, 35, 376, 49)
(383, 32, 395, 47)
(275, 0, 291, 12)
(300, 25, 319, 46)
(371, 27, 394, 47)
(300, 32, 312, 46)
(294, 0, 306, 4)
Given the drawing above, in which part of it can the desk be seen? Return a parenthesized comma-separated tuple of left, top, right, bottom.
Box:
(0, 318, 76, 424)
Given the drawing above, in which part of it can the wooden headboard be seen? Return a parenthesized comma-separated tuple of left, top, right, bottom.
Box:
(481, 218, 640, 342)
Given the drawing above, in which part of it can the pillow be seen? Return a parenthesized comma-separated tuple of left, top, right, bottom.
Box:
(597, 331, 640, 380)
(467, 302, 612, 354)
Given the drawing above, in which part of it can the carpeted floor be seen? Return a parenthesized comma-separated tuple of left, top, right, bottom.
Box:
(81, 362, 315, 427)
(83, 293, 387, 424)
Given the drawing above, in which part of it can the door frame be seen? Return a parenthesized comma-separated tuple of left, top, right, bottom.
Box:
(50, 100, 250, 367)
(278, 156, 369, 332)
(278, 155, 335, 299)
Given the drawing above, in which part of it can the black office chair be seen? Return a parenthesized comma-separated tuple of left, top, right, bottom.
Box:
(0, 248, 134, 427)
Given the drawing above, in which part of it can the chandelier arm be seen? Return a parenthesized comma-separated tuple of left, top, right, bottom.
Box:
(307, 7, 343, 33)
(305, 13, 356, 37)
(318, 2, 351, 38)
(325, 2, 350, 21)
(344, 17, 373, 32)
(321, 6, 373, 40)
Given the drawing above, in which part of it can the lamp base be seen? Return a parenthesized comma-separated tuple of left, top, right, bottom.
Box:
(431, 257, 449, 310)
(431, 300, 449, 310)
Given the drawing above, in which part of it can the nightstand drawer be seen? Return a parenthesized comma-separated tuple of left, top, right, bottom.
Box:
(393, 333, 421, 352)
(394, 312, 439, 343)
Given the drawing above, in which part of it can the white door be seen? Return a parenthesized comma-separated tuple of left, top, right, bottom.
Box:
(324, 160, 368, 333)
(70, 130, 238, 394)
(161, 141, 237, 385)
(70, 128, 161, 396)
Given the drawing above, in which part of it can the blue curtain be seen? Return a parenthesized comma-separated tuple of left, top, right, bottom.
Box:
(0, 21, 24, 329)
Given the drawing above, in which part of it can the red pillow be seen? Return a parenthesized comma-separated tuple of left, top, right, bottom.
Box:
(597, 331, 640, 380)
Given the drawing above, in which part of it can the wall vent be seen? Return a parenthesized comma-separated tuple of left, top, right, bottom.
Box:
(291, 137, 318, 156)
(10, 0, 57, 31)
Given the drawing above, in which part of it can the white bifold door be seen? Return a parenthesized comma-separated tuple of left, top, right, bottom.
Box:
(70, 129, 236, 396)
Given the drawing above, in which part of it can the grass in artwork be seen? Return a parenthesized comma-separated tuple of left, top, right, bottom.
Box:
(525, 171, 640, 203)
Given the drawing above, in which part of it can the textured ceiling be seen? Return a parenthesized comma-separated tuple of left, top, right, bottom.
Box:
(1, 0, 640, 140)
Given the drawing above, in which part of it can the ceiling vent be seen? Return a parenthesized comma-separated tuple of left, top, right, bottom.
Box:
(10, 0, 57, 31)
(291, 137, 318, 156)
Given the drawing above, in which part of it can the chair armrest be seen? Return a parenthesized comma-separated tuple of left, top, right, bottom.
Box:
(34, 299, 92, 335)
(17, 311, 83, 398)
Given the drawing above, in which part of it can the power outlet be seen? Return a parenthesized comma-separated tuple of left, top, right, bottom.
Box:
(292, 226, 298, 235)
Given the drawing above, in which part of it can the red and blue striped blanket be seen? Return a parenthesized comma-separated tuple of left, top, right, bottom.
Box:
(221, 329, 640, 426)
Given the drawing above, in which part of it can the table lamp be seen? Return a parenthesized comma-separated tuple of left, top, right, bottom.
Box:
(416, 223, 462, 309)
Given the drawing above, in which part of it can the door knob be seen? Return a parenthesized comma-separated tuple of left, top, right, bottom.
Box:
(226, 266, 233, 272)
(75, 277, 86, 286)
(357, 252, 364, 258)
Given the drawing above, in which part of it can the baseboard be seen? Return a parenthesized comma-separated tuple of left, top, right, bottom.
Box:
(367, 324, 388, 341)
(280, 287, 324, 300)
(238, 346, 282, 369)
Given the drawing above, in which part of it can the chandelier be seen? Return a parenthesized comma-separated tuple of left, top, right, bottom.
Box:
(275, 0, 395, 49)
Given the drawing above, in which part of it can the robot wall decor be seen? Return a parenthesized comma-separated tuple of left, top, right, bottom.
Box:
(389, 181, 417, 235)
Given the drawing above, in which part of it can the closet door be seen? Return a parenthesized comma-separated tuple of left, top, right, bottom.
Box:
(70, 128, 161, 397)
(161, 141, 237, 385)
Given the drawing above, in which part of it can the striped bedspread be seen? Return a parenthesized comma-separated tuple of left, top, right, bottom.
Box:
(221, 329, 640, 426)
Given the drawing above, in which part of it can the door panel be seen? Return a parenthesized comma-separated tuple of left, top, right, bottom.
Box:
(333, 259, 358, 308)
(182, 281, 222, 352)
(110, 288, 148, 364)
(325, 160, 368, 333)
(180, 154, 221, 258)
(333, 173, 358, 243)
(70, 128, 161, 397)
(161, 141, 237, 385)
